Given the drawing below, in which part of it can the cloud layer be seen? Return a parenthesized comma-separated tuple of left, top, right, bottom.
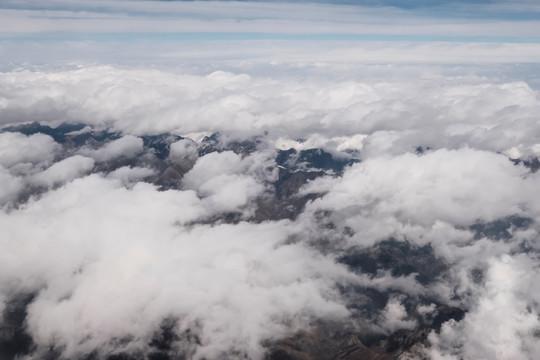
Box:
(1, 63, 540, 360)
(2, 0, 540, 65)
(1, 66, 539, 155)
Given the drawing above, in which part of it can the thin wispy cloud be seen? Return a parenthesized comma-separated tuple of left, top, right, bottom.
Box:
(1, 0, 540, 65)
(1, 1, 539, 39)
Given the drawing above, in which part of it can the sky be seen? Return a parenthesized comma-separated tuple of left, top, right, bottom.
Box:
(2, 1, 540, 360)
(1, 0, 540, 66)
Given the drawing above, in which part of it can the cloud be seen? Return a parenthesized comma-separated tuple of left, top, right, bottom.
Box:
(379, 296, 417, 333)
(1, 63, 540, 359)
(1, 0, 540, 66)
(0, 166, 23, 206)
(29, 155, 95, 187)
(302, 148, 533, 238)
(0, 132, 59, 169)
(0, 173, 352, 359)
(1, 66, 539, 154)
(1, 0, 539, 38)
(106, 166, 155, 186)
(169, 138, 198, 160)
(182, 150, 275, 214)
(79, 135, 143, 162)
(423, 255, 540, 360)
(3, 40, 540, 66)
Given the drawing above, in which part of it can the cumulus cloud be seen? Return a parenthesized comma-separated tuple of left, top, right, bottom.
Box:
(0, 132, 59, 170)
(0, 166, 23, 206)
(1, 63, 540, 359)
(169, 138, 198, 160)
(29, 155, 95, 188)
(379, 296, 417, 333)
(0, 174, 352, 359)
(106, 166, 155, 186)
(301, 148, 534, 246)
(79, 135, 143, 162)
(423, 255, 540, 360)
(1, 66, 539, 157)
(182, 150, 275, 215)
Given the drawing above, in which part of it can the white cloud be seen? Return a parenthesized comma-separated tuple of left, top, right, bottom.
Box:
(1, 66, 539, 156)
(169, 138, 198, 160)
(0, 165, 23, 206)
(106, 166, 155, 186)
(182, 150, 274, 214)
(0, 174, 352, 358)
(1, 62, 540, 359)
(380, 296, 417, 333)
(0, 132, 59, 169)
(79, 135, 143, 162)
(302, 148, 533, 247)
(424, 255, 540, 360)
(29, 155, 95, 187)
